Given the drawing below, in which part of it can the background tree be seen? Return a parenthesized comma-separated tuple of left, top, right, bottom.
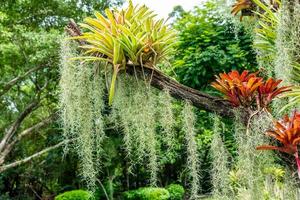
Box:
(0, 0, 123, 199)
(171, 2, 257, 90)
(0, 0, 259, 199)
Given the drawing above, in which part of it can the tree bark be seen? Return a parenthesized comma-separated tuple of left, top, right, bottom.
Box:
(65, 20, 234, 118)
(0, 64, 48, 97)
(0, 140, 71, 173)
(0, 115, 55, 165)
(0, 101, 39, 153)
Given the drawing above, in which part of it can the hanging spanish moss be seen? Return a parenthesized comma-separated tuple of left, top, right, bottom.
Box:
(143, 89, 159, 186)
(59, 38, 105, 191)
(111, 75, 135, 170)
(112, 75, 159, 186)
(210, 114, 232, 199)
(59, 37, 78, 152)
(158, 89, 176, 154)
(274, 2, 294, 84)
(182, 102, 200, 199)
(231, 109, 270, 198)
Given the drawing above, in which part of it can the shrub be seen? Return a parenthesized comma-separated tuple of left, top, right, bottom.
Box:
(166, 184, 185, 200)
(123, 187, 170, 200)
(55, 190, 92, 200)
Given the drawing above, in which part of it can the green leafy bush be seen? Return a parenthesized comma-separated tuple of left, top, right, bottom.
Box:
(55, 190, 91, 200)
(123, 187, 170, 200)
(171, 2, 257, 90)
(166, 184, 185, 200)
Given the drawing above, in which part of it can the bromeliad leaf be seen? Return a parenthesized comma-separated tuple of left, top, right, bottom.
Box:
(256, 111, 300, 179)
(211, 70, 289, 109)
(70, 0, 177, 105)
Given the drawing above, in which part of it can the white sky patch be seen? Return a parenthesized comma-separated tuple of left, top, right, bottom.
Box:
(122, 0, 205, 20)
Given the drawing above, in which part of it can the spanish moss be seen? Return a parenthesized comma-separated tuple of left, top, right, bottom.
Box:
(182, 102, 200, 199)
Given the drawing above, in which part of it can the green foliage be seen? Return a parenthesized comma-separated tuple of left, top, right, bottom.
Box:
(0, 0, 123, 198)
(166, 184, 185, 200)
(171, 2, 257, 90)
(252, 0, 279, 72)
(0, 0, 123, 29)
(55, 190, 91, 200)
(123, 187, 170, 200)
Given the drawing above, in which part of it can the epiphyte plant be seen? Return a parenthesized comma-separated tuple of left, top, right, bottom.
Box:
(70, 0, 177, 105)
(256, 110, 300, 179)
(211, 70, 290, 110)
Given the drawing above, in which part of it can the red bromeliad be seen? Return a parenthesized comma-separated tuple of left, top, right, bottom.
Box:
(211, 70, 262, 107)
(231, 0, 254, 20)
(257, 78, 291, 109)
(256, 111, 300, 179)
(211, 70, 290, 109)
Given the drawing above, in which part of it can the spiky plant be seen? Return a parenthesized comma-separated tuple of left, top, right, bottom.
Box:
(231, 0, 255, 20)
(257, 110, 300, 179)
(211, 70, 290, 110)
(253, 0, 280, 71)
(71, 0, 176, 105)
(211, 70, 262, 107)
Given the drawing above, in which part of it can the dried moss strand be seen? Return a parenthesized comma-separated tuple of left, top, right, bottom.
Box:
(211, 114, 232, 199)
(182, 102, 200, 199)
(159, 89, 176, 153)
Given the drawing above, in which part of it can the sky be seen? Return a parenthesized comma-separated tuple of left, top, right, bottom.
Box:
(123, 0, 204, 19)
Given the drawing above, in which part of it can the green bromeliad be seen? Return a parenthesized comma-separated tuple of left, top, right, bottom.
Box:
(70, 0, 177, 105)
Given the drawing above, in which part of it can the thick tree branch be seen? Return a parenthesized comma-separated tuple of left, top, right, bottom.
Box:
(0, 64, 47, 97)
(126, 65, 233, 117)
(65, 20, 234, 118)
(0, 115, 56, 165)
(0, 140, 72, 173)
(0, 100, 39, 153)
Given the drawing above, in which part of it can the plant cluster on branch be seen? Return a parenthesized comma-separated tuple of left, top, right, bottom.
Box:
(70, 0, 176, 105)
(231, 0, 280, 20)
(257, 110, 300, 179)
(211, 70, 290, 110)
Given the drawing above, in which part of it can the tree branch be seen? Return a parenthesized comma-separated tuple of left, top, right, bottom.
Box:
(0, 100, 39, 153)
(65, 20, 234, 117)
(0, 115, 56, 165)
(0, 140, 72, 173)
(0, 64, 47, 97)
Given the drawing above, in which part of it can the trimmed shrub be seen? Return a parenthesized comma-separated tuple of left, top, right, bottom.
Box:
(123, 187, 170, 200)
(55, 190, 91, 200)
(166, 184, 185, 200)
